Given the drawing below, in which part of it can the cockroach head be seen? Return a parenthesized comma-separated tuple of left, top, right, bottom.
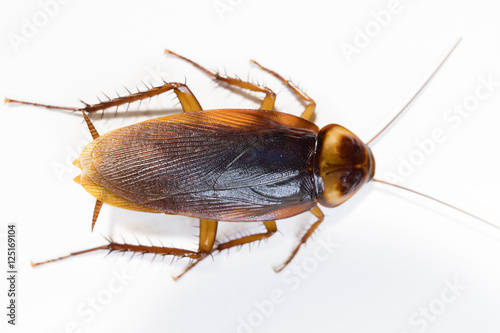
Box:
(314, 124, 375, 207)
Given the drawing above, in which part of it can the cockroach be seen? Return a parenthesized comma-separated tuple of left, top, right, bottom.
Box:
(5, 38, 497, 280)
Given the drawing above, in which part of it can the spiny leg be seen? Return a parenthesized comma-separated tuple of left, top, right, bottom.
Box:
(215, 220, 277, 253)
(32, 220, 219, 281)
(274, 206, 324, 272)
(4, 80, 202, 115)
(165, 50, 276, 111)
(250, 60, 317, 121)
(173, 219, 218, 281)
(31, 240, 206, 268)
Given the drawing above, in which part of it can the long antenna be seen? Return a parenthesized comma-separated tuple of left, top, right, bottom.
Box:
(366, 38, 462, 146)
(372, 178, 499, 231)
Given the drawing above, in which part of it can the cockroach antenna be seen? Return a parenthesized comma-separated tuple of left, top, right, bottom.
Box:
(366, 38, 462, 146)
(371, 179, 499, 230)
(366, 37, 498, 230)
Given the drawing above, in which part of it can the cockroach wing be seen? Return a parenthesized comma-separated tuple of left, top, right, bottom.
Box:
(80, 109, 319, 222)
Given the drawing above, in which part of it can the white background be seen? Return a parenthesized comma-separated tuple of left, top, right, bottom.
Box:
(1, 0, 500, 332)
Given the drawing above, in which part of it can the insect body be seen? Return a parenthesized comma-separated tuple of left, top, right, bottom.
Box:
(77, 109, 374, 222)
(7, 44, 481, 279)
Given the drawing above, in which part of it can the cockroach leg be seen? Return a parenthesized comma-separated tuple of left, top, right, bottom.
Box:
(250, 60, 317, 121)
(83, 81, 204, 113)
(32, 219, 219, 280)
(172, 219, 219, 280)
(4, 98, 82, 111)
(215, 220, 277, 253)
(31, 240, 205, 268)
(274, 206, 325, 272)
(198, 219, 218, 253)
(165, 50, 276, 111)
(5, 80, 203, 117)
